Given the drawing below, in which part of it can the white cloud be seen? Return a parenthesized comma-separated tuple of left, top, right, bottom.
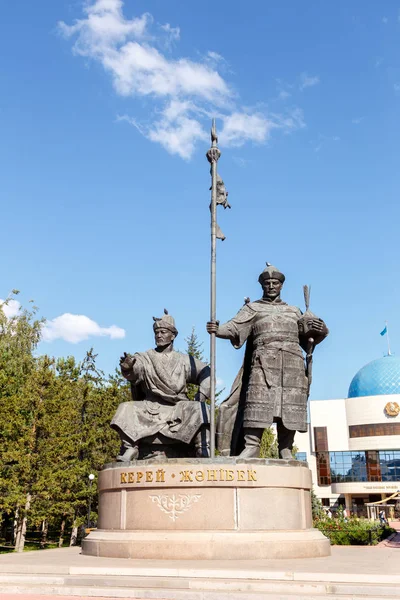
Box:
(220, 112, 276, 147)
(220, 108, 305, 148)
(59, 1, 307, 158)
(148, 114, 206, 160)
(42, 313, 126, 344)
(382, 16, 388, 24)
(299, 73, 320, 90)
(59, 2, 230, 102)
(0, 299, 21, 319)
(351, 117, 363, 125)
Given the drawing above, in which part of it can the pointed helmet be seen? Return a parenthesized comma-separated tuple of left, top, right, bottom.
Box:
(258, 262, 285, 284)
(152, 309, 178, 336)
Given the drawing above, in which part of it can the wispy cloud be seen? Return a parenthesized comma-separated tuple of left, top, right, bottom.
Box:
(59, 0, 306, 159)
(278, 89, 291, 100)
(313, 134, 340, 153)
(351, 117, 363, 125)
(232, 156, 250, 168)
(42, 313, 125, 344)
(299, 72, 320, 91)
(159, 22, 180, 49)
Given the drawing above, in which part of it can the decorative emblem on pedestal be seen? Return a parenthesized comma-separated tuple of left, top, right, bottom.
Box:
(149, 494, 201, 521)
(384, 401, 400, 417)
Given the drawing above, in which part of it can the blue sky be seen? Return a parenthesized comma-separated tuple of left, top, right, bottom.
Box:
(1, 0, 399, 400)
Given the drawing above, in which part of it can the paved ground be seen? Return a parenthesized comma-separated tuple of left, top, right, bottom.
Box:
(1, 597, 166, 600)
(0, 541, 399, 577)
(0, 524, 398, 599)
(377, 519, 400, 547)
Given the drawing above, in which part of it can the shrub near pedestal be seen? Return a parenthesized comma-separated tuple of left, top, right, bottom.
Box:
(314, 517, 395, 545)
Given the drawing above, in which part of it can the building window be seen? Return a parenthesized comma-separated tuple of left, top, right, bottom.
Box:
(366, 450, 381, 482)
(380, 450, 400, 481)
(314, 426, 329, 451)
(296, 452, 307, 462)
(314, 427, 331, 485)
(328, 450, 400, 483)
(349, 423, 400, 438)
(329, 451, 367, 483)
(316, 452, 331, 485)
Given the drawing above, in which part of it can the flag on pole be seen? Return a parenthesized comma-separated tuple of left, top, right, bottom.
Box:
(380, 326, 387, 337)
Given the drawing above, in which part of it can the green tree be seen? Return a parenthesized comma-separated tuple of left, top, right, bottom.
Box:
(0, 293, 45, 551)
(0, 294, 153, 550)
(185, 328, 205, 401)
(311, 487, 324, 520)
(259, 427, 279, 459)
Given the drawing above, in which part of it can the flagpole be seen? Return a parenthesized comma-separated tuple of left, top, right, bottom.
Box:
(386, 321, 391, 356)
(206, 119, 220, 458)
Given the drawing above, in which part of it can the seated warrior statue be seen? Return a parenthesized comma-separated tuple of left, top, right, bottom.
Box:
(207, 264, 328, 460)
(111, 310, 210, 461)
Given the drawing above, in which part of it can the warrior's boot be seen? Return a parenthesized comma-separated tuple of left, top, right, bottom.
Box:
(276, 419, 295, 460)
(194, 425, 210, 458)
(239, 427, 263, 459)
(116, 434, 139, 462)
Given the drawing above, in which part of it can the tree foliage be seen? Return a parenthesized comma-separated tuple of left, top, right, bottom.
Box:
(0, 294, 129, 550)
(185, 327, 205, 401)
(259, 427, 279, 459)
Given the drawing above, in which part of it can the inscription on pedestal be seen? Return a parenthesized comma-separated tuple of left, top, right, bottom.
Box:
(119, 467, 257, 486)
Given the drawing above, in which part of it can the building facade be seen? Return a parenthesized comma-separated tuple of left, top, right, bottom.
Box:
(296, 354, 400, 514)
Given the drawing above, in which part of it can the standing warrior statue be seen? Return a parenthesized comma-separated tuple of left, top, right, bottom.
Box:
(207, 264, 328, 459)
(112, 310, 211, 461)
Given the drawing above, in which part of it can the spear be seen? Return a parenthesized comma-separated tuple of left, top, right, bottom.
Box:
(303, 284, 315, 394)
(206, 119, 221, 458)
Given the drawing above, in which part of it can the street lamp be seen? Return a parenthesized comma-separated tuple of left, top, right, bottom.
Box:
(87, 473, 95, 530)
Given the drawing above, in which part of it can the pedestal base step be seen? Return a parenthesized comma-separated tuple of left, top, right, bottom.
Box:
(83, 528, 330, 560)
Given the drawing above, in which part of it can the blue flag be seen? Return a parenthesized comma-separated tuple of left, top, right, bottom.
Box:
(380, 326, 387, 336)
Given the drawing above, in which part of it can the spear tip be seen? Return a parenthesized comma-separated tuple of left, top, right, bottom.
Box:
(211, 119, 218, 144)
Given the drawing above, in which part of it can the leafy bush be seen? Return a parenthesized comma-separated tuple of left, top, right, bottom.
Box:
(314, 516, 395, 545)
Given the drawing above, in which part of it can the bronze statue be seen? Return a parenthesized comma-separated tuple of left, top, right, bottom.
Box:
(112, 310, 210, 461)
(207, 264, 328, 459)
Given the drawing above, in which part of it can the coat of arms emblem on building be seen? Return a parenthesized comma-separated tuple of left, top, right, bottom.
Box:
(384, 401, 400, 417)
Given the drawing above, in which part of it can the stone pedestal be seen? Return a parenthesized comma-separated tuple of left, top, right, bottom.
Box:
(82, 458, 330, 559)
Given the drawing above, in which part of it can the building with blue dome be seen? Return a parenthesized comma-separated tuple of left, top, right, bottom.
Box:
(348, 355, 400, 398)
(296, 354, 400, 516)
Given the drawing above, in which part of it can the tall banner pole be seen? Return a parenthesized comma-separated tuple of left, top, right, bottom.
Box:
(206, 119, 221, 458)
(386, 321, 391, 356)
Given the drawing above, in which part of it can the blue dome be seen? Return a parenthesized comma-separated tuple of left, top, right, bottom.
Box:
(348, 355, 400, 398)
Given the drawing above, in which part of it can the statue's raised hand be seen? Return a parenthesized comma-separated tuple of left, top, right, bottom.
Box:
(120, 352, 135, 371)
